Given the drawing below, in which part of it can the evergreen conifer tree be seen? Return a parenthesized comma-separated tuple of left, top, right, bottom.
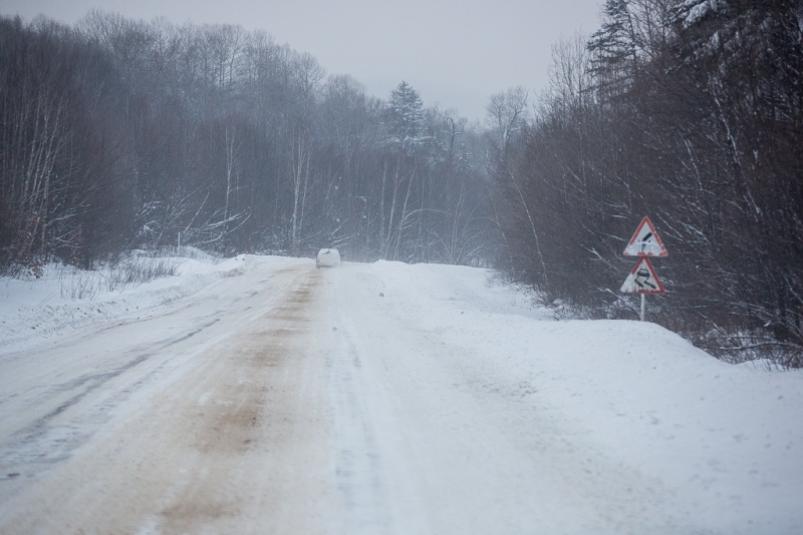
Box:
(387, 81, 424, 144)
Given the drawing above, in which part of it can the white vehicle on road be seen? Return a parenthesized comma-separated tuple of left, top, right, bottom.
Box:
(315, 248, 340, 268)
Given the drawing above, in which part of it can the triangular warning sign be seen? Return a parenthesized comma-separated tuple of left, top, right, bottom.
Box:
(623, 216, 668, 257)
(620, 257, 666, 294)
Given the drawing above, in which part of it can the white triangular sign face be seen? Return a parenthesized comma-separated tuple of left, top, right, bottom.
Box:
(623, 216, 668, 257)
(620, 257, 666, 294)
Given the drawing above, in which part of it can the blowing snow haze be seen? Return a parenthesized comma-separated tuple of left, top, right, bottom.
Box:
(0, 0, 603, 120)
(1, 1, 802, 533)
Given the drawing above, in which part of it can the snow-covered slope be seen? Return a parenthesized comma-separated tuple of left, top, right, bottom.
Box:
(0, 256, 801, 534)
(0, 251, 276, 354)
(328, 260, 803, 533)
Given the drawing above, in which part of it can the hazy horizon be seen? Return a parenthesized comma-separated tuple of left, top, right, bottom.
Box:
(0, 0, 603, 120)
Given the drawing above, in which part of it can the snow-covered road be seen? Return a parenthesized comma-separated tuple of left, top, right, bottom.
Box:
(1, 256, 801, 534)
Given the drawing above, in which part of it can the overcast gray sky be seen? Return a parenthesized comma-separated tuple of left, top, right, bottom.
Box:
(0, 0, 603, 120)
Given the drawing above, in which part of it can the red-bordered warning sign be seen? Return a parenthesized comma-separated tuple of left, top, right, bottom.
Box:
(620, 257, 666, 295)
(623, 216, 668, 257)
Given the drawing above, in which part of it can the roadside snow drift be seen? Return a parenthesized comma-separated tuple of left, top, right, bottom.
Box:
(0, 255, 801, 534)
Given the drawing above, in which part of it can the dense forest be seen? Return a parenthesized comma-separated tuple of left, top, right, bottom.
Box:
(1, 1, 801, 366)
(0, 11, 492, 268)
(489, 0, 803, 366)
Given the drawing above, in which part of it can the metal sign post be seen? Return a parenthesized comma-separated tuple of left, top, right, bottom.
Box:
(621, 216, 668, 321)
(640, 294, 646, 322)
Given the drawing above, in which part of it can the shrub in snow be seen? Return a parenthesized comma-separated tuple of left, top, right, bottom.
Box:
(108, 258, 177, 289)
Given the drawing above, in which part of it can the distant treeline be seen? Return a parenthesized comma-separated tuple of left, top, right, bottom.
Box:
(1, 2, 801, 365)
(488, 0, 803, 365)
(0, 11, 492, 270)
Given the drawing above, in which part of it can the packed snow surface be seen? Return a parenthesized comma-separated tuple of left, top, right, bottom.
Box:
(0, 254, 801, 534)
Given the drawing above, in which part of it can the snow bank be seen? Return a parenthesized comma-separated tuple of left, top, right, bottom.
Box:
(338, 259, 803, 533)
(0, 251, 260, 354)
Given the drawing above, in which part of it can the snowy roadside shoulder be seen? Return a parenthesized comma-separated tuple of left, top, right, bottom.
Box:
(0, 248, 250, 355)
(357, 259, 803, 533)
(368, 259, 551, 320)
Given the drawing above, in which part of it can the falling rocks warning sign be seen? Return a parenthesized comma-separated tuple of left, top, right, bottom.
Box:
(623, 216, 668, 258)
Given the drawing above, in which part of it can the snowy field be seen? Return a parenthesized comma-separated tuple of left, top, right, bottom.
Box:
(0, 254, 801, 534)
